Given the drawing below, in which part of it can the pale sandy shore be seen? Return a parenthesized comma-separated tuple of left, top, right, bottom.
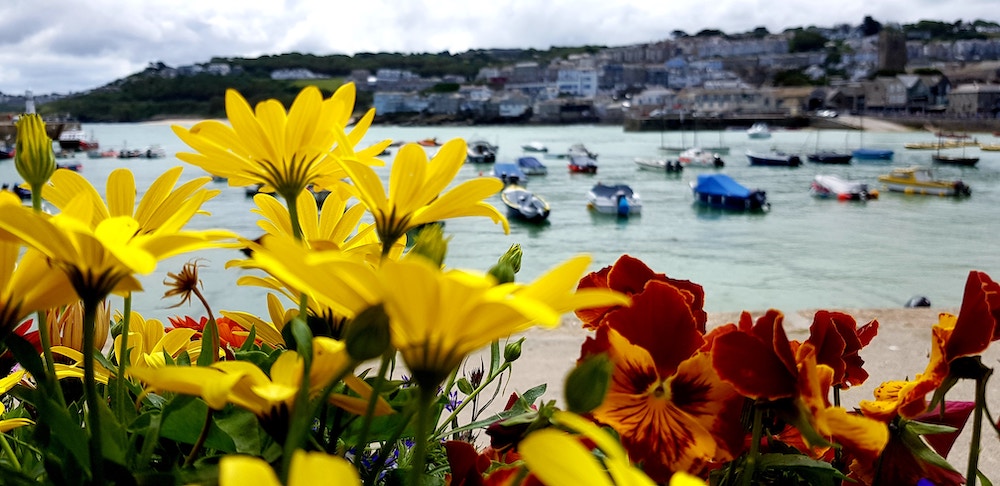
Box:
(466, 307, 999, 481)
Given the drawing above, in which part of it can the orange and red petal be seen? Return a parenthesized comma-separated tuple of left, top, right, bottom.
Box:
(945, 270, 1000, 360)
(712, 327, 798, 400)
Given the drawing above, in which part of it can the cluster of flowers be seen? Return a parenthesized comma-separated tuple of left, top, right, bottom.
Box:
(0, 84, 995, 486)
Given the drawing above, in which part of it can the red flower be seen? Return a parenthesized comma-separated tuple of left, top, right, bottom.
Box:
(943, 270, 1000, 361)
(167, 315, 253, 349)
(805, 310, 879, 389)
(580, 280, 744, 482)
(712, 309, 799, 400)
(575, 254, 707, 332)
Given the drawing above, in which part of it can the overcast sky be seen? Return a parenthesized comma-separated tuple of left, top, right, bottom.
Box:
(2, 0, 997, 96)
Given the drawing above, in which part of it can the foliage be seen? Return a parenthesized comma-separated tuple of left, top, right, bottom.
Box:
(788, 29, 829, 53)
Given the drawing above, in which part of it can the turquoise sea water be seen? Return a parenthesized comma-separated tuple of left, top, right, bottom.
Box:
(12, 121, 1000, 321)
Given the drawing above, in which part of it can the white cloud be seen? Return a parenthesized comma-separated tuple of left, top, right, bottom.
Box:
(1, 0, 997, 95)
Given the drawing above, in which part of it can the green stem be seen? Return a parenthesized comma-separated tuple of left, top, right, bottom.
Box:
(432, 363, 511, 439)
(352, 354, 392, 466)
(0, 433, 21, 472)
(82, 298, 104, 485)
(363, 408, 416, 486)
(740, 404, 763, 486)
(285, 193, 304, 242)
(193, 290, 219, 363)
(33, 309, 65, 406)
(967, 373, 989, 486)
(184, 406, 213, 467)
(410, 386, 436, 486)
(114, 295, 132, 423)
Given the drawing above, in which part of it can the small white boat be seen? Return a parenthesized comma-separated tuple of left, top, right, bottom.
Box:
(521, 141, 548, 153)
(567, 143, 598, 160)
(678, 147, 724, 168)
(633, 157, 682, 173)
(747, 122, 771, 139)
(587, 183, 641, 216)
(810, 175, 878, 201)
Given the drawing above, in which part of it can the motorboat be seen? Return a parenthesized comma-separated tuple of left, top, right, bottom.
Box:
(746, 149, 801, 167)
(491, 162, 527, 185)
(809, 175, 878, 201)
(417, 137, 440, 147)
(633, 157, 683, 173)
(806, 151, 852, 164)
(143, 145, 167, 159)
(851, 148, 894, 160)
(691, 173, 769, 211)
(746, 122, 771, 139)
(520, 141, 548, 153)
(466, 139, 497, 164)
(567, 143, 598, 160)
(568, 155, 598, 174)
(3, 184, 31, 201)
(56, 162, 83, 172)
(516, 156, 548, 176)
(587, 183, 640, 216)
(678, 147, 724, 168)
(877, 166, 971, 197)
(500, 184, 550, 223)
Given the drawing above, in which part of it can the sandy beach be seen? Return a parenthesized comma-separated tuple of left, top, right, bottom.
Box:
(471, 307, 1000, 482)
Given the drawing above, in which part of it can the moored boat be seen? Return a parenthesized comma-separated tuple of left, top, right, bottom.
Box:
(568, 155, 598, 174)
(806, 151, 852, 164)
(567, 143, 598, 160)
(931, 153, 979, 167)
(810, 174, 877, 201)
(466, 139, 497, 164)
(746, 149, 801, 167)
(516, 156, 548, 176)
(520, 141, 548, 153)
(746, 122, 771, 139)
(678, 147, 724, 168)
(633, 157, 683, 173)
(852, 148, 894, 160)
(490, 162, 527, 185)
(587, 183, 641, 216)
(500, 184, 550, 223)
(877, 166, 971, 197)
(691, 173, 769, 211)
(58, 128, 99, 152)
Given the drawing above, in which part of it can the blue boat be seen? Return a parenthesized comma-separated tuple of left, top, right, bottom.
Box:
(516, 156, 548, 175)
(691, 173, 769, 211)
(852, 148, 894, 160)
(490, 162, 527, 185)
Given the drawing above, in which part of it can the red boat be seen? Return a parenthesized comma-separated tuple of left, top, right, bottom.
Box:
(58, 128, 99, 151)
(568, 155, 597, 174)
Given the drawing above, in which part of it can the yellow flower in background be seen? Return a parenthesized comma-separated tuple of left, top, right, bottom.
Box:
(14, 113, 56, 188)
(173, 84, 388, 201)
(519, 410, 660, 486)
(339, 139, 509, 249)
(0, 370, 34, 432)
(43, 166, 220, 236)
(0, 238, 77, 338)
(222, 293, 294, 348)
(129, 337, 390, 420)
(51, 346, 114, 384)
(44, 299, 112, 352)
(114, 311, 203, 368)
(219, 450, 360, 486)
(250, 189, 381, 258)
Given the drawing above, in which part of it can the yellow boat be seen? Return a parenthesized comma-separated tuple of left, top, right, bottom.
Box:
(877, 166, 971, 197)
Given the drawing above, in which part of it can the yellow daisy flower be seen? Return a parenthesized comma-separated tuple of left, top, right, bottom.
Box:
(114, 311, 204, 368)
(0, 370, 34, 432)
(0, 241, 77, 337)
(339, 139, 509, 250)
(172, 84, 388, 201)
(219, 450, 360, 486)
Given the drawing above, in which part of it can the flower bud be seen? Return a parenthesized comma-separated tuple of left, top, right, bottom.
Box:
(14, 114, 56, 187)
(488, 244, 522, 284)
(504, 338, 524, 363)
(342, 304, 392, 361)
(564, 354, 612, 414)
(407, 223, 449, 267)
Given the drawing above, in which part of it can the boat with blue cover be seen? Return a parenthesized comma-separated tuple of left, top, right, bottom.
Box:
(516, 156, 548, 175)
(691, 173, 769, 211)
(852, 148, 894, 160)
(490, 162, 527, 185)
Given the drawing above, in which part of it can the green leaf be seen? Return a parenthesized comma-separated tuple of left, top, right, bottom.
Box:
(97, 400, 128, 465)
(159, 399, 236, 453)
(899, 422, 959, 472)
(979, 470, 994, 486)
(214, 408, 266, 455)
(239, 326, 258, 352)
(197, 318, 219, 367)
(456, 377, 474, 395)
(903, 419, 958, 436)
